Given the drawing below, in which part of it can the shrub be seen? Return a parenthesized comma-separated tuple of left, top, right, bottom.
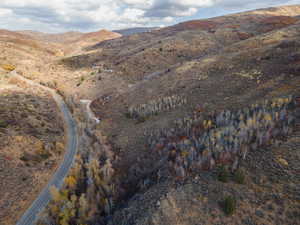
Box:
(124, 112, 131, 119)
(1, 64, 15, 71)
(218, 165, 229, 183)
(56, 89, 64, 97)
(40, 152, 51, 160)
(46, 81, 57, 89)
(20, 155, 29, 162)
(77, 76, 86, 86)
(0, 120, 8, 128)
(233, 169, 245, 184)
(136, 116, 147, 124)
(222, 195, 237, 216)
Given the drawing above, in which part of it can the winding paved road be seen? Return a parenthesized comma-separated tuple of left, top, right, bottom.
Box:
(11, 71, 78, 225)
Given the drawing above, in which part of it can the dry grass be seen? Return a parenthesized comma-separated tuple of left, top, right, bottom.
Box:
(0, 87, 64, 225)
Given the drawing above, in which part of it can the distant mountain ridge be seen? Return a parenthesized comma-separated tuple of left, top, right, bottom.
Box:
(15, 29, 121, 54)
(17, 29, 121, 44)
(113, 27, 158, 36)
(17, 30, 83, 43)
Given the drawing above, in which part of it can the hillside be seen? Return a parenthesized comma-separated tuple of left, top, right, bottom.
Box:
(0, 72, 65, 225)
(0, 27, 122, 225)
(18, 30, 84, 43)
(51, 5, 300, 225)
(18, 29, 121, 54)
(61, 5, 300, 82)
(71, 29, 122, 54)
(18, 29, 121, 45)
(0, 29, 64, 82)
(0, 28, 121, 89)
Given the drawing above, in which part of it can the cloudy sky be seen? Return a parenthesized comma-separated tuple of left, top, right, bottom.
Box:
(0, 0, 299, 33)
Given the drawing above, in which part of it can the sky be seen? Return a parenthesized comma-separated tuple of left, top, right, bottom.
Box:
(0, 0, 299, 33)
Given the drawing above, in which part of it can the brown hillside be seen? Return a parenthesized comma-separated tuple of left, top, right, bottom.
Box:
(77, 29, 121, 42)
(18, 30, 83, 43)
(0, 74, 64, 225)
(16, 29, 121, 55)
(69, 29, 122, 54)
(60, 5, 300, 84)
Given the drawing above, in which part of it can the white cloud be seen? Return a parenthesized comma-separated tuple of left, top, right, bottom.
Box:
(0, 0, 299, 32)
(0, 8, 13, 17)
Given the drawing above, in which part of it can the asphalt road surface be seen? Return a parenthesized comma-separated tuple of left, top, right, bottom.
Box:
(11, 72, 78, 225)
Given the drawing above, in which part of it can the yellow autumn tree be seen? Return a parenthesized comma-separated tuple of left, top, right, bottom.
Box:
(65, 175, 77, 190)
(50, 186, 61, 202)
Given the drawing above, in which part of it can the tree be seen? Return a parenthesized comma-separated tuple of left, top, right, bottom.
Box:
(50, 186, 61, 202)
(65, 175, 77, 190)
(78, 194, 89, 223)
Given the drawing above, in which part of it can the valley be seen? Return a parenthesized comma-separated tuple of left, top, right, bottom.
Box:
(0, 4, 299, 225)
